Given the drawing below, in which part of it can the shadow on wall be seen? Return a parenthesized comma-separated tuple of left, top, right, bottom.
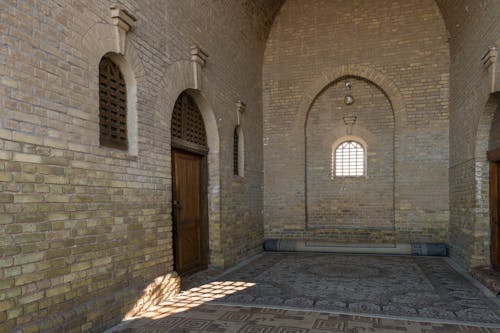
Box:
(21, 272, 181, 332)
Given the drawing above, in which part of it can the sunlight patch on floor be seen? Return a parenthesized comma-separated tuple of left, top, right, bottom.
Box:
(132, 280, 255, 320)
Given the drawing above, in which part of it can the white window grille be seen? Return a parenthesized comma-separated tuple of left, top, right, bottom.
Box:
(333, 140, 365, 177)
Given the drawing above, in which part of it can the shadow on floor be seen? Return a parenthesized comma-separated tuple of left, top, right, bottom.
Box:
(106, 252, 500, 332)
(179, 252, 500, 324)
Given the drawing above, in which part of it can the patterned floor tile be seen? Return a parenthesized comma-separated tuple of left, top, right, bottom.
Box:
(105, 304, 500, 333)
(106, 253, 500, 333)
(205, 253, 500, 323)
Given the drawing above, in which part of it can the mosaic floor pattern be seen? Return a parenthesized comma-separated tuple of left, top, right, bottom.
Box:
(108, 304, 500, 333)
(108, 253, 500, 332)
(206, 253, 500, 324)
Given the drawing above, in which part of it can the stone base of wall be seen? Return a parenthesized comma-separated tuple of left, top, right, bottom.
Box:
(13, 273, 180, 333)
(265, 225, 448, 246)
(265, 228, 397, 244)
(263, 238, 408, 254)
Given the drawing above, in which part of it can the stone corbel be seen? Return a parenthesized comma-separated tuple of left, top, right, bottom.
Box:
(191, 45, 208, 89)
(343, 116, 357, 135)
(110, 4, 137, 55)
(482, 47, 498, 93)
(236, 100, 246, 125)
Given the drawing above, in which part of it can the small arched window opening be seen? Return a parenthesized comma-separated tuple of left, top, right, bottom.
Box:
(99, 57, 128, 150)
(333, 140, 366, 178)
(171, 92, 207, 149)
(233, 126, 244, 177)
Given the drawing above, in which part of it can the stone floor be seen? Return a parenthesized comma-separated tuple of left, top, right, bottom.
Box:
(107, 253, 500, 332)
(108, 304, 500, 333)
(207, 253, 500, 324)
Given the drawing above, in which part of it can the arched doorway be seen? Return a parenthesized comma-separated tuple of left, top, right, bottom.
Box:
(486, 94, 500, 268)
(488, 154, 500, 268)
(171, 91, 209, 275)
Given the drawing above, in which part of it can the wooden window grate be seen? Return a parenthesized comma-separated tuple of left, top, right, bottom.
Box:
(172, 92, 207, 147)
(99, 57, 128, 150)
(334, 141, 365, 177)
(234, 126, 239, 175)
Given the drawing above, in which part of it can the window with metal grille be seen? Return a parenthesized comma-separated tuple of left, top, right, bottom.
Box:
(234, 126, 239, 175)
(171, 92, 207, 147)
(99, 57, 128, 150)
(333, 140, 365, 177)
(232, 126, 245, 177)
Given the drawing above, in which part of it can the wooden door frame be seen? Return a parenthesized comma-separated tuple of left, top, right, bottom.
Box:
(487, 147, 500, 268)
(172, 140, 209, 274)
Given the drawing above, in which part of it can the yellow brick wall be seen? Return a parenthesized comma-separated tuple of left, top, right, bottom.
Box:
(0, 0, 280, 331)
(437, 0, 500, 268)
(263, 0, 450, 244)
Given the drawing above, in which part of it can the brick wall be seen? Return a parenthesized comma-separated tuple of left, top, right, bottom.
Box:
(0, 0, 278, 331)
(437, 0, 500, 268)
(306, 77, 395, 239)
(2, 0, 499, 331)
(263, 0, 450, 244)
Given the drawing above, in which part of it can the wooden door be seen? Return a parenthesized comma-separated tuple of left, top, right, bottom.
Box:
(490, 160, 500, 268)
(172, 149, 207, 275)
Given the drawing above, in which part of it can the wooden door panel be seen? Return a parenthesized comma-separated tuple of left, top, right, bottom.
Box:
(493, 223, 500, 267)
(173, 149, 206, 274)
(490, 161, 500, 267)
(178, 225, 201, 272)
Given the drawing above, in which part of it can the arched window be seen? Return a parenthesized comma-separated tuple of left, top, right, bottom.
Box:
(99, 57, 127, 150)
(233, 126, 244, 177)
(333, 140, 365, 178)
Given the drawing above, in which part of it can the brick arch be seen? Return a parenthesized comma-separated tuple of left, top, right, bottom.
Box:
(80, 23, 146, 81)
(300, 64, 404, 230)
(76, 23, 146, 153)
(297, 64, 407, 129)
(154, 60, 222, 268)
(475, 93, 499, 160)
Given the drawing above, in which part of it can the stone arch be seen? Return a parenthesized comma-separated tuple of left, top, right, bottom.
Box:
(476, 93, 500, 160)
(154, 60, 222, 268)
(77, 22, 146, 152)
(80, 23, 146, 81)
(298, 64, 407, 129)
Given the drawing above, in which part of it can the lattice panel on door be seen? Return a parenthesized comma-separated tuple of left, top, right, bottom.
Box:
(172, 98, 183, 139)
(99, 57, 128, 150)
(172, 92, 207, 148)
